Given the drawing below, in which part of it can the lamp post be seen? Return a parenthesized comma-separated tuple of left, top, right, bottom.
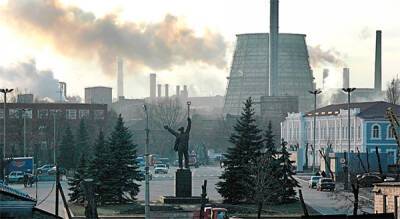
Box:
(143, 104, 150, 219)
(342, 87, 356, 190)
(0, 88, 13, 181)
(308, 89, 322, 173)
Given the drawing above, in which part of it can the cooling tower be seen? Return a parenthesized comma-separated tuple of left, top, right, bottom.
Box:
(374, 30, 382, 91)
(223, 33, 314, 115)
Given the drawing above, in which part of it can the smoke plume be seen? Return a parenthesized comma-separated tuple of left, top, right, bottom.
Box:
(308, 45, 346, 68)
(0, 60, 59, 100)
(1, 0, 227, 75)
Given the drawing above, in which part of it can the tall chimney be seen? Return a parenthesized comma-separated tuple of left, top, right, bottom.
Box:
(322, 69, 329, 89)
(176, 85, 180, 97)
(150, 73, 156, 100)
(183, 85, 188, 98)
(165, 84, 169, 98)
(157, 84, 162, 98)
(269, 0, 279, 96)
(343, 68, 350, 88)
(117, 57, 124, 99)
(374, 30, 382, 91)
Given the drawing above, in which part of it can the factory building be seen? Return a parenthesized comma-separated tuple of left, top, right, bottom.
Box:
(84, 86, 112, 110)
(223, 33, 314, 115)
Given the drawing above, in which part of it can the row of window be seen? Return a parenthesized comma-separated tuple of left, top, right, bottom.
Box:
(371, 124, 395, 139)
(0, 109, 105, 120)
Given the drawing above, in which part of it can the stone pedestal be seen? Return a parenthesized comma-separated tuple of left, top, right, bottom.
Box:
(175, 169, 192, 197)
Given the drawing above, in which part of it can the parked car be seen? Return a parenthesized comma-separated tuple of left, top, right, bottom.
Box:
(357, 173, 383, 187)
(308, 176, 322, 188)
(37, 164, 54, 174)
(154, 164, 168, 174)
(47, 166, 66, 175)
(138, 168, 152, 180)
(6, 171, 25, 183)
(158, 158, 170, 168)
(316, 178, 335, 191)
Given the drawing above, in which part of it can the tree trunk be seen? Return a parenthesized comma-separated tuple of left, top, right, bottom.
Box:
(352, 182, 359, 216)
(257, 201, 263, 219)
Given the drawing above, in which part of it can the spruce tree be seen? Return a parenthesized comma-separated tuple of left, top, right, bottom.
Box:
(68, 154, 88, 203)
(277, 140, 299, 203)
(75, 119, 91, 164)
(58, 125, 75, 170)
(217, 97, 263, 203)
(107, 115, 141, 203)
(90, 130, 113, 205)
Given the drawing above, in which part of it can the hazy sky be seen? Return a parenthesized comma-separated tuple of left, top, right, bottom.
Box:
(0, 0, 399, 99)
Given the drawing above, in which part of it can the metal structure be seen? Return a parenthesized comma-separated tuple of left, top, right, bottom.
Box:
(143, 105, 150, 219)
(342, 87, 356, 190)
(0, 88, 13, 181)
(308, 89, 322, 173)
(223, 33, 314, 115)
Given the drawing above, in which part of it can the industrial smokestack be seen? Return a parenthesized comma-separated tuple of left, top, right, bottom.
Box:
(343, 68, 350, 88)
(59, 82, 67, 102)
(165, 84, 169, 98)
(157, 84, 162, 98)
(374, 30, 382, 91)
(176, 85, 180, 97)
(150, 73, 156, 100)
(117, 57, 124, 99)
(269, 0, 279, 96)
(182, 85, 188, 98)
(322, 69, 329, 89)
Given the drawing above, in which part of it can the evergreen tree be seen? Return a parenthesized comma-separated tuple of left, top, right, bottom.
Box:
(75, 119, 91, 165)
(58, 125, 75, 170)
(277, 139, 299, 203)
(107, 115, 141, 203)
(68, 154, 88, 203)
(217, 97, 263, 203)
(90, 130, 113, 205)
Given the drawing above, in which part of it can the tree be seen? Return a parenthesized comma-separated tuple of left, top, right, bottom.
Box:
(75, 119, 91, 164)
(276, 140, 299, 203)
(58, 125, 75, 170)
(68, 154, 88, 203)
(386, 76, 400, 104)
(263, 121, 280, 203)
(106, 114, 141, 203)
(217, 97, 263, 203)
(89, 130, 112, 205)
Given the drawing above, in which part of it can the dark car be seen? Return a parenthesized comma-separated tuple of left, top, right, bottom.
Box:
(317, 178, 335, 191)
(308, 176, 322, 188)
(357, 173, 383, 187)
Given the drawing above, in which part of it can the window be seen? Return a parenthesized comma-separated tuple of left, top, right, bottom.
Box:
(94, 110, 105, 120)
(66, 109, 77, 120)
(0, 109, 3, 119)
(79, 110, 90, 119)
(372, 124, 380, 139)
(388, 125, 395, 139)
(38, 109, 48, 119)
(9, 109, 19, 119)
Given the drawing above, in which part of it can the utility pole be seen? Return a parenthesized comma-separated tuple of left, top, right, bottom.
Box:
(0, 88, 13, 181)
(143, 104, 150, 219)
(308, 89, 322, 173)
(342, 87, 356, 190)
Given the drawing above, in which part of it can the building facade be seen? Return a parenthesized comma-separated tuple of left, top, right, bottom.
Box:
(84, 86, 112, 110)
(223, 33, 314, 116)
(281, 101, 400, 167)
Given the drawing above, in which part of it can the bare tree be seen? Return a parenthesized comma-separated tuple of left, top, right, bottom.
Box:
(148, 98, 185, 130)
(386, 76, 400, 104)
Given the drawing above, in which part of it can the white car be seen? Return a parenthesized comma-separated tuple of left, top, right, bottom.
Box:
(6, 171, 25, 183)
(154, 164, 168, 174)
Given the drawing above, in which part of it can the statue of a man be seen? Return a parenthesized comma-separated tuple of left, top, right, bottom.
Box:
(164, 118, 191, 169)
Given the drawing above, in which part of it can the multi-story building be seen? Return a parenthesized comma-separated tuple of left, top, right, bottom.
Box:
(112, 98, 145, 121)
(0, 103, 108, 162)
(281, 101, 400, 167)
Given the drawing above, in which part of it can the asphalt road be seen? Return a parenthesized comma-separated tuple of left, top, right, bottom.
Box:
(9, 165, 224, 218)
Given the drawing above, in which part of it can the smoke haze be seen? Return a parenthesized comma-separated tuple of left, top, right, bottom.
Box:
(0, 60, 59, 100)
(1, 0, 227, 75)
(308, 45, 346, 68)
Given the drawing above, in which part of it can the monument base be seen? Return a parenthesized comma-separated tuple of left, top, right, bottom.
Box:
(160, 196, 206, 204)
(176, 168, 192, 197)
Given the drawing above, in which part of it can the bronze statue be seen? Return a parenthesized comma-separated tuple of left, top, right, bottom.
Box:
(164, 117, 191, 169)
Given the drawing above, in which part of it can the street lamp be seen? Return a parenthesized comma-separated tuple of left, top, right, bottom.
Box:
(342, 87, 356, 191)
(308, 89, 322, 173)
(143, 104, 150, 219)
(0, 88, 13, 181)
